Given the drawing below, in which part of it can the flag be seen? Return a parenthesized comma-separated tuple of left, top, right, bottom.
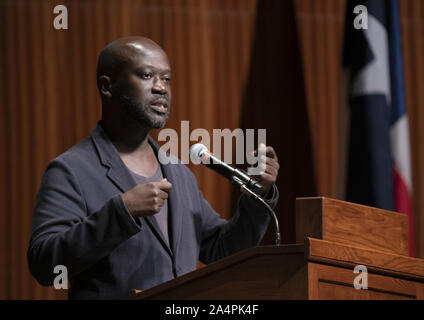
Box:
(344, 0, 414, 256)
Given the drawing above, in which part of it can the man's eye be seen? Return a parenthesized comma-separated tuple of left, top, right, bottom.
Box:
(163, 77, 171, 83)
(140, 73, 152, 79)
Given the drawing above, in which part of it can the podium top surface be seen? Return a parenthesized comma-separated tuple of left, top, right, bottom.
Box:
(296, 197, 410, 256)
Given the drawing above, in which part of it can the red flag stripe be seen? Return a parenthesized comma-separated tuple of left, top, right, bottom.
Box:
(393, 166, 414, 256)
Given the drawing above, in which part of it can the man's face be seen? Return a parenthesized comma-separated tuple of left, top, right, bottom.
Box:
(112, 46, 172, 129)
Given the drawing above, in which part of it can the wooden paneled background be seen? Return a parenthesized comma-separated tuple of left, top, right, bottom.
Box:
(0, 0, 423, 299)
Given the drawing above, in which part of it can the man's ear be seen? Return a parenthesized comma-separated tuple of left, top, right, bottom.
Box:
(98, 75, 112, 98)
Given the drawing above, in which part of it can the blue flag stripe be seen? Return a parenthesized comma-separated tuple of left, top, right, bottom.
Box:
(388, 0, 407, 123)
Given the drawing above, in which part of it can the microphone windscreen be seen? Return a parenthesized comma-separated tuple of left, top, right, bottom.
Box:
(189, 143, 209, 164)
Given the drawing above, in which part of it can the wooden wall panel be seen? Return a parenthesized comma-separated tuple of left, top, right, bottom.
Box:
(399, 0, 424, 259)
(0, 0, 257, 299)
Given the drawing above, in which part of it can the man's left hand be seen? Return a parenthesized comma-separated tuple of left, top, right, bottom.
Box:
(251, 143, 279, 197)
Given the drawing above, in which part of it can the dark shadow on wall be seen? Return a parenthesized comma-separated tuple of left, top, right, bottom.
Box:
(235, 0, 317, 245)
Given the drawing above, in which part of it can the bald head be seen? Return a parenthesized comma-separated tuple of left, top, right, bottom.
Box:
(97, 36, 172, 130)
(96, 36, 168, 90)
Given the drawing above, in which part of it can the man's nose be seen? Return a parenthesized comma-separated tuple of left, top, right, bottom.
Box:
(152, 77, 167, 94)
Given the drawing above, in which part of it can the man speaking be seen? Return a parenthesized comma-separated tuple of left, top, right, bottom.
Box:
(27, 37, 280, 299)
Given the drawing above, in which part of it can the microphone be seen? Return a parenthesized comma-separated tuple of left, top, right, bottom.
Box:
(189, 143, 264, 196)
(190, 143, 281, 246)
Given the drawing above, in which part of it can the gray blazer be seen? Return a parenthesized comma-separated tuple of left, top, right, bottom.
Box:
(27, 123, 278, 299)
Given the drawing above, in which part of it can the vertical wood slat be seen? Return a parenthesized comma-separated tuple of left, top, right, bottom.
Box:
(314, 0, 329, 198)
(1, 0, 9, 292)
(0, 0, 7, 300)
(17, 0, 31, 300)
(6, 0, 20, 300)
(413, 0, 424, 259)
(70, 0, 85, 143)
(399, 0, 424, 258)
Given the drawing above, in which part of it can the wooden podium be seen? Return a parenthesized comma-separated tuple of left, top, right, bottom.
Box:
(134, 197, 424, 300)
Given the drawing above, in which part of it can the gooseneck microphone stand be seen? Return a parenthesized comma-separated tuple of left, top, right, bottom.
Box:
(232, 176, 281, 246)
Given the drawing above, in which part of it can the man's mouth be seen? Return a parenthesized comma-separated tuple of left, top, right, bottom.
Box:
(150, 101, 168, 114)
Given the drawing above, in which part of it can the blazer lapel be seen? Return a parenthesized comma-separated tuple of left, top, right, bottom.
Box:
(150, 138, 184, 256)
(91, 123, 135, 193)
(143, 216, 173, 257)
(91, 123, 173, 257)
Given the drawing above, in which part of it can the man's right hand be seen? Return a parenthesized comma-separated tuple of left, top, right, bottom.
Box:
(121, 179, 172, 218)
